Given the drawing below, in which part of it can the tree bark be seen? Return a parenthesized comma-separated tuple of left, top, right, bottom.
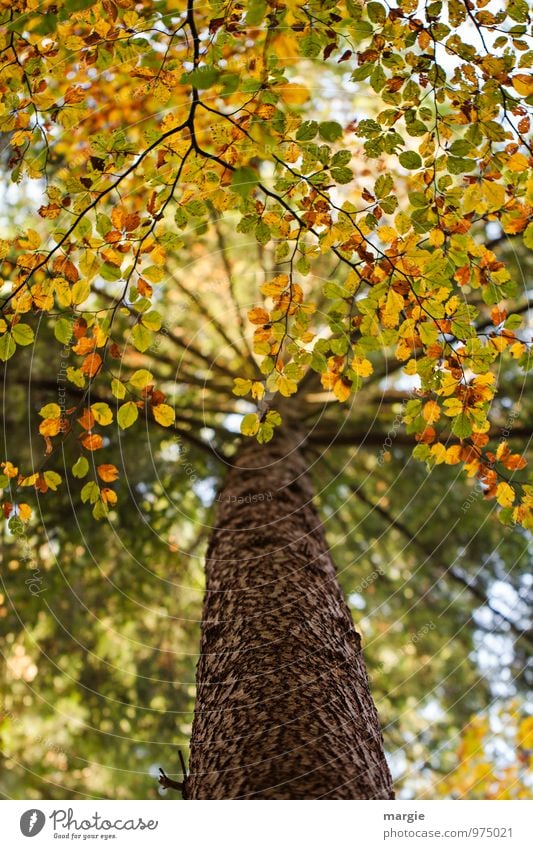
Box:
(187, 430, 394, 799)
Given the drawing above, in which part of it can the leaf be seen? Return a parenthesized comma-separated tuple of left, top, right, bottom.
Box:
(111, 378, 126, 399)
(54, 317, 73, 344)
(141, 310, 162, 331)
(71, 280, 91, 305)
(276, 374, 298, 397)
(39, 403, 61, 419)
(129, 369, 153, 390)
(233, 378, 252, 396)
(132, 324, 153, 352)
(72, 457, 89, 478)
(91, 402, 113, 426)
(423, 400, 440, 424)
(240, 413, 260, 436)
(81, 433, 103, 451)
(319, 121, 343, 142)
(11, 324, 34, 345)
(333, 378, 351, 402)
(399, 151, 422, 170)
(511, 74, 533, 96)
(81, 353, 102, 377)
(0, 334, 16, 362)
(152, 404, 175, 427)
(496, 482, 515, 508)
(18, 503, 32, 522)
(452, 412, 472, 439)
(81, 481, 100, 504)
(231, 167, 258, 198)
(97, 464, 119, 482)
(248, 307, 270, 325)
(43, 470, 62, 491)
(117, 402, 139, 429)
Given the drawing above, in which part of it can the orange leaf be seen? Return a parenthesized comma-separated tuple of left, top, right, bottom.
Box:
(101, 488, 118, 505)
(81, 433, 103, 451)
(53, 255, 79, 282)
(97, 464, 119, 482)
(39, 418, 61, 437)
(248, 307, 270, 325)
(77, 409, 95, 431)
(81, 352, 102, 377)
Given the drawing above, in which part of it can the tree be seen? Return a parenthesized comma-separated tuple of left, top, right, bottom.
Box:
(0, 0, 531, 800)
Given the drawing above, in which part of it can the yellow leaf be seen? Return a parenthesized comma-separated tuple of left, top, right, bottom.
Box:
(446, 445, 462, 464)
(430, 442, 447, 464)
(241, 413, 260, 436)
(428, 228, 445, 247)
(152, 404, 175, 427)
(423, 400, 440, 424)
(18, 503, 32, 522)
(260, 275, 288, 298)
(279, 82, 310, 105)
(233, 378, 252, 397)
(377, 226, 397, 244)
(91, 402, 113, 426)
(482, 180, 505, 211)
(39, 403, 61, 419)
(517, 716, 533, 750)
(463, 183, 485, 215)
(39, 418, 61, 437)
(352, 356, 373, 377)
(496, 481, 515, 508)
(276, 374, 298, 397)
(333, 377, 351, 402)
(251, 382, 265, 400)
(507, 152, 529, 173)
(512, 74, 533, 97)
(1, 461, 18, 479)
(383, 287, 404, 328)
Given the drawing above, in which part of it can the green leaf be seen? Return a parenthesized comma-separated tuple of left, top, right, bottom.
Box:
(231, 166, 258, 198)
(255, 220, 271, 245)
(300, 33, 322, 58)
(11, 324, 34, 345)
(141, 310, 162, 331)
(523, 222, 533, 249)
(0, 334, 16, 361)
(183, 65, 220, 90)
(117, 402, 139, 430)
(54, 317, 73, 344)
(296, 121, 318, 141)
(399, 151, 422, 170)
(72, 456, 89, 478)
(132, 323, 153, 353)
(81, 481, 100, 504)
(330, 166, 353, 184)
(319, 121, 343, 142)
(452, 412, 472, 439)
(504, 314, 523, 330)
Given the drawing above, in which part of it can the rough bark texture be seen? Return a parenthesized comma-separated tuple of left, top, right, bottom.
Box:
(187, 431, 394, 799)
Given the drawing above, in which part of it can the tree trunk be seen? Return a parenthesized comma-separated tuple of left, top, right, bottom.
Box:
(187, 431, 394, 799)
